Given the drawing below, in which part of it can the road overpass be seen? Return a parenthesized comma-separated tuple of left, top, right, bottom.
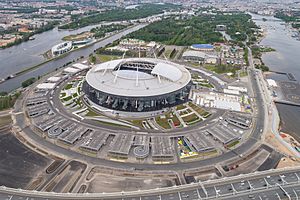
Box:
(1, 167, 300, 200)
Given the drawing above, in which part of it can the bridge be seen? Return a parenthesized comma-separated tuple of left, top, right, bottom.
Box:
(252, 18, 282, 22)
(1, 167, 300, 200)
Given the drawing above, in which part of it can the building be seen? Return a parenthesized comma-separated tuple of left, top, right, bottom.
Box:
(190, 44, 214, 52)
(182, 50, 218, 64)
(51, 41, 73, 57)
(216, 24, 227, 31)
(118, 38, 158, 52)
(120, 38, 146, 47)
(83, 58, 192, 116)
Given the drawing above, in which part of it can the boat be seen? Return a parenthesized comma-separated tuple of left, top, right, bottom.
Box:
(29, 36, 35, 40)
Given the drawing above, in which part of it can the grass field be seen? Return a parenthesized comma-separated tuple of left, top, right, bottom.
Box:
(0, 115, 12, 127)
(155, 115, 171, 129)
(182, 113, 200, 124)
(97, 54, 120, 62)
(188, 102, 210, 117)
(176, 104, 187, 111)
(85, 109, 99, 117)
(226, 140, 240, 149)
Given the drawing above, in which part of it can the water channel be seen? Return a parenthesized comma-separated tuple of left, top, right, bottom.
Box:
(0, 23, 147, 92)
(252, 13, 300, 140)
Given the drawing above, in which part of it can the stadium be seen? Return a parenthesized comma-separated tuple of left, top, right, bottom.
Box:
(83, 58, 192, 115)
(190, 44, 214, 52)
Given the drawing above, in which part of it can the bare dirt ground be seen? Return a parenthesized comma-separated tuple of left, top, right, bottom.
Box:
(86, 173, 176, 193)
(264, 130, 300, 168)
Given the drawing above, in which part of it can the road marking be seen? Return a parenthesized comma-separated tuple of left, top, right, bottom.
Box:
(196, 188, 201, 199)
(14, 112, 23, 115)
(295, 173, 300, 182)
(293, 189, 299, 200)
(277, 183, 291, 200)
(178, 192, 182, 200)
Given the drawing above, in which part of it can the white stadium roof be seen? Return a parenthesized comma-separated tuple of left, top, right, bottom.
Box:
(94, 59, 123, 72)
(151, 62, 182, 82)
(85, 58, 191, 97)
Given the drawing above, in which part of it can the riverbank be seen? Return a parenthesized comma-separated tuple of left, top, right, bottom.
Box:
(252, 13, 300, 144)
(0, 24, 139, 86)
(0, 23, 147, 92)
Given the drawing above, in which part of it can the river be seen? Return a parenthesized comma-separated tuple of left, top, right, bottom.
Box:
(0, 23, 147, 92)
(251, 13, 300, 80)
(251, 13, 300, 141)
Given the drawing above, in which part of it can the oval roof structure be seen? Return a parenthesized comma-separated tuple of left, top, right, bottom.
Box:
(85, 58, 191, 97)
(191, 44, 214, 49)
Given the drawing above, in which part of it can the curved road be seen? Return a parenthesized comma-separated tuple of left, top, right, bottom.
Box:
(13, 65, 266, 171)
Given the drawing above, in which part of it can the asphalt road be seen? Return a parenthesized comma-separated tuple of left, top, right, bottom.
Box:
(1, 167, 300, 199)
(12, 57, 268, 171)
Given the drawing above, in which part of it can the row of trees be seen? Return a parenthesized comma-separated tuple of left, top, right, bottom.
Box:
(0, 92, 21, 111)
(126, 13, 257, 46)
(275, 11, 300, 23)
(59, 3, 180, 30)
(91, 24, 129, 38)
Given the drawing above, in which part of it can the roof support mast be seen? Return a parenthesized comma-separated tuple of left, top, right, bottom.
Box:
(163, 53, 168, 61)
(138, 44, 141, 58)
(113, 64, 121, 83)
(113, 52, 126, 83)
(153, 49, 157, 59)
(136, 65, 139, 86)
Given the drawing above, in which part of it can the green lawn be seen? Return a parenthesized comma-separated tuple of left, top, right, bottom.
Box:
(85, 109, 99, 117)
(60, 92, 66, 98)
(0, 115, 12, 127)
(204, 64, 241, 75)
(64, 84, 73, 90)
(0, 92, 20, 111)
(226, 140, 240, 148)
(176, 104, 186, 111)
(62, 96, 72, 102)
(155, 115, 171, 129)
(92, 119, 130, 129)
(131, 119, 145, 128)
(239, 71, 248, 77)
(167, 112, 181, 127)
(97, 54, 120, 62)
(188, 102, 210, 117)
(182, 113, 200, 124)
(199, 82, 214, 88)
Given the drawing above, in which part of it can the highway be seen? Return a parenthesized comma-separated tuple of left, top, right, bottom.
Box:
(1, 167, 300, 199)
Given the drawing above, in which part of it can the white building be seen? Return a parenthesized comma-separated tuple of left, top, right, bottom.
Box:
(227, 86, 248, 93)
(51, 42, 73, 57)
(182, 50, 218, 64)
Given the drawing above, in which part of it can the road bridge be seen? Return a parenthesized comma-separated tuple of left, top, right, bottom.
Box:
(1, 167, 300, 200)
